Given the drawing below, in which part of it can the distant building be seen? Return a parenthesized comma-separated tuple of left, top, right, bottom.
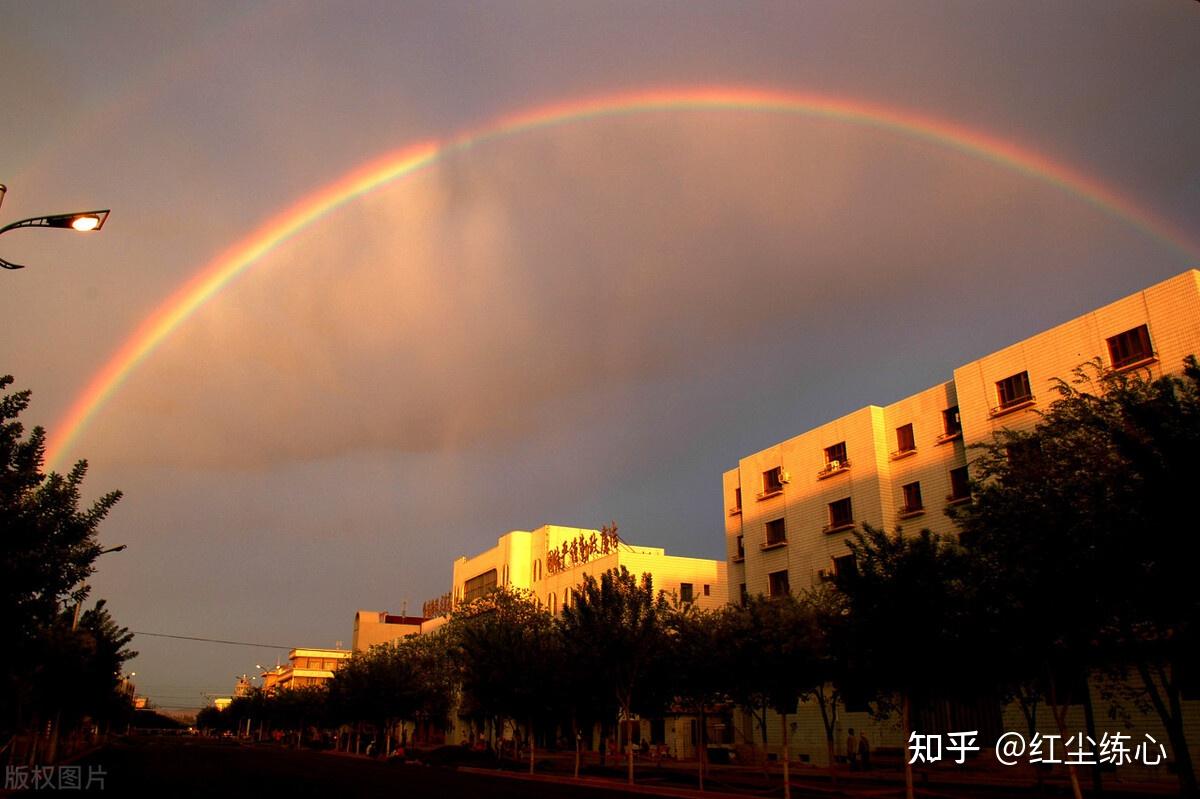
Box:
(233, 675, 255, 698)
(426, 524, 728, 756)
(352, 611, 426, 652)
(260, 647, 352, 693)
(451, 523, 728, 615)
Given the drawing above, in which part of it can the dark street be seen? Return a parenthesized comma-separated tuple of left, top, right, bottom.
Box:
(56, 737, 723, 799)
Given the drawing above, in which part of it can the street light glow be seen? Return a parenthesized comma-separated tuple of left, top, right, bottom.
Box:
(0, 185, 111, 270)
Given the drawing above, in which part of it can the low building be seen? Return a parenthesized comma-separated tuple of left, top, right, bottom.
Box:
(451, 523, 728, 614)
(444, 523, 728, 756)
(260, 647, 352, 693)
(351, 611, 426, 652)
(233, 675, 255, 698)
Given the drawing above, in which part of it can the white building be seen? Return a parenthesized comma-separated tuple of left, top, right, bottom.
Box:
(723, 269, 1200, 766)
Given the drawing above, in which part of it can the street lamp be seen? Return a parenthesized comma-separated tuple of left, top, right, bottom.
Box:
(70, 545, 128, 628)
(46, 542, 129, 764)
(0, 183, 111, 270)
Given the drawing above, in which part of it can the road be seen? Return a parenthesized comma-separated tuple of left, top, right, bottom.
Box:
(18, 736, 1175, 798)
(44, 736, 744, 798)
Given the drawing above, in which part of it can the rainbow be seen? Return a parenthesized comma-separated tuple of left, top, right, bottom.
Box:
(44, 85, 1200, 469)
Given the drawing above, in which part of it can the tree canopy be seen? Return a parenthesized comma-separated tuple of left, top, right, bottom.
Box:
(951, 357, 1200, 798)
(1, 374, 132, 752)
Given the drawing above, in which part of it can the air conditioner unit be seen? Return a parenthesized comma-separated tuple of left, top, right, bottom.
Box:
(827, 459, 841, 471)
(779, 469, 791, 484)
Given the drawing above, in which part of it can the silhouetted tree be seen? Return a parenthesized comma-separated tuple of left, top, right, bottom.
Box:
(792, 587, 849, 787)
(449, 588, 562, 772)
(0, 375, 125, 757)
(723, 593, 840, 798)
(665, 604, 729, 790)
(839, 524, 972, 799)
(559, 567, 670, 785)
(953, 357, 1200, 798)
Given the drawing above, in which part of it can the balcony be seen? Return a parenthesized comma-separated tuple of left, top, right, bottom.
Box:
(1112, 354, 1157, 373)
(822, 521, 855, 535)
(816, 459, 852, 480)
(935, 430, 963, 445)
(728, 505, 742, 516)
(889, 447, 917, 461)
(760, 540, 788, 551)
(989, 395, 1036, 419)
(946, 492, 972, 506)
(898, 504, 925, 519)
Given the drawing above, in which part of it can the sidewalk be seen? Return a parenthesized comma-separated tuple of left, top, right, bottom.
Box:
(447, 750, 1182, 799)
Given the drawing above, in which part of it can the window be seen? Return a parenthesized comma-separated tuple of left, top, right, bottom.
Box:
(765, 518, 787, 546)
(761, 467, 784, 495)
(942, 406, 962, 437)
(1107, 324, 1153, 368)
(734, 487, 742, 511)
(735, 535, 745, 560)
(820, 442, 849, 477)
(680, 583, 694, 603)
(824, 442, 847, 465)
(995, 371, 1033, 410)
(895, 423, 916, 454)
(533, 559, 542, 581)
(703, 584, 711, 596)
(463, 569, 498, 603)
(768, 570, 790, 597)
(949, 466, 970, 502)
(739, 583, 748, 606)
(832, 554, 858, 580)
(827, 497, 853, 530)
(900, 481, 924, 515)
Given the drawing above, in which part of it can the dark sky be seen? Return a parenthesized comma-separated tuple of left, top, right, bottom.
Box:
(2, 1, 1197, 707)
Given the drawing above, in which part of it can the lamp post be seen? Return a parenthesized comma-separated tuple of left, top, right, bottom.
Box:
(0, 183, 111, 270)
(46, 544, 129, 763)
(71, 546, 128, 628)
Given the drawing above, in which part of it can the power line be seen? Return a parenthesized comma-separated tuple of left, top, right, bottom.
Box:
(132, 631, 292, 649)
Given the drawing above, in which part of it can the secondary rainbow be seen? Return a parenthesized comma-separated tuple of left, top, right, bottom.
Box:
(44, 85, 1200, 469)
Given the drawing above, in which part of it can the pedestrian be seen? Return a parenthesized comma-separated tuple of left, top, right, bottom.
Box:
(846, 728, 859, 770)
(858, 731, 870, 771)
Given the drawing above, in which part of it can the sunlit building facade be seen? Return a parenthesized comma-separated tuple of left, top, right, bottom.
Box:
(351, 611, 426, 652)
(451, 524, 728, 615)
(442, 524, 728, 757)
(727, 269, 1200, 603)
(724, 269, 1200, 765)
(260, 647, 353, 693)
